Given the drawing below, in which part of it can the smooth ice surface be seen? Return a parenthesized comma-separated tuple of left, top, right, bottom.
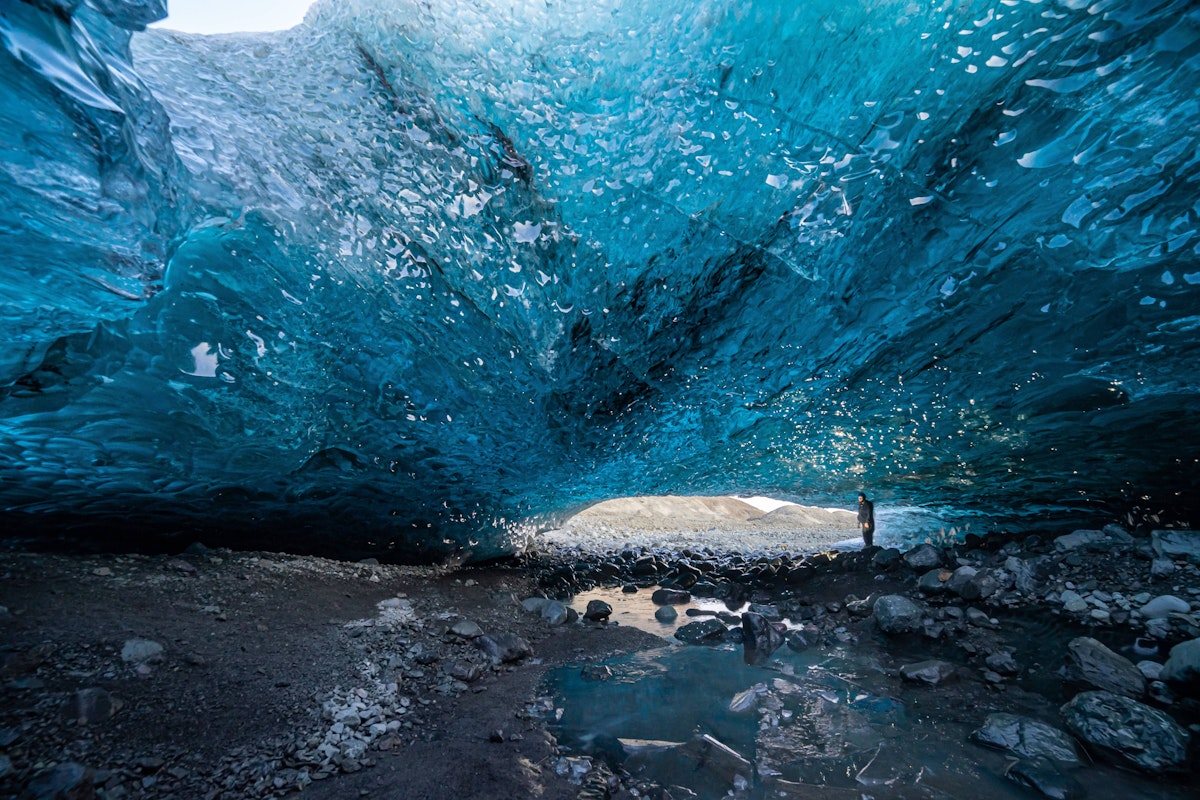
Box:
(1, 0, 1198, 558)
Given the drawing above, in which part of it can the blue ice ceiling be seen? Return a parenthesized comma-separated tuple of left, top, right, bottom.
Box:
(1, 0, 1198, 557)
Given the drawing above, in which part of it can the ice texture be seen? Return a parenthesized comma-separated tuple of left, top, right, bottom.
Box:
(1, 0, 1198, 558)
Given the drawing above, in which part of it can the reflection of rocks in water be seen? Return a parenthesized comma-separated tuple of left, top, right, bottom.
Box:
(755, 674, 903, 789)
(741, 611, 784, 665)
(621, 734, 752, 800)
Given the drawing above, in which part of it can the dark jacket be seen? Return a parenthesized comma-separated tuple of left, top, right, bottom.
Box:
(858, 499, 875, 527)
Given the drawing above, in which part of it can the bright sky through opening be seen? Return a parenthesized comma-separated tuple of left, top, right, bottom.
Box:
(151, 0, 315, 35)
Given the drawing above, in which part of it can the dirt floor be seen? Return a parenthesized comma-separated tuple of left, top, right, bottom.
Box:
(0, 547, 658, 800)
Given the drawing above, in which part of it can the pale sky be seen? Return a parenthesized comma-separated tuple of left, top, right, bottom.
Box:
(151, 0, 316, 35)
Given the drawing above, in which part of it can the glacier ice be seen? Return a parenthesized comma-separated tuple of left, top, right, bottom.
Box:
(0, 0, 1198, 558)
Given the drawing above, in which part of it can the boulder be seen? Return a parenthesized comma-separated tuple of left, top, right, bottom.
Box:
(1007, 757, 1084, 800)
(650, 588, 692, 605)
(871, 548, 901, 571)
(741, 612, 784, 664)
(1151, 529, 1200, 564)
(941, 565, 999, 600)
(1004, 556, 1037, 593)
(1064, 637, 1145, 697)
(583, 599, 612, 622)
(22, 762, 94, 800)
(654, 605, 678, 622)
(902, 543, 943, 570)
(1161, 637, 1200, 696)
(746, 602, 781, 619)
(1061, 690, 1190, 773)
(674, 619, 727, 645)
(1054, 528, 1131, 553)
(946, 566, 978, 596)
(969, 713, 1080, 764)
(872, 595, 923, 635)
(521, 597, 571, 625)
(474, 632, 532, 664)
(1139, 594, 1190, 619)
(917, 569, 950, 595)
(899, 660, 956, 686)
(120, 639, 164, 664)
(785, 629, 812, 652)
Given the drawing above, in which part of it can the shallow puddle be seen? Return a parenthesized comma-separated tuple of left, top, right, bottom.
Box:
(544, 587, 1196, 800)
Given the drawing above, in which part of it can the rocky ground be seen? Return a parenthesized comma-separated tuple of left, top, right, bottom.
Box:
(542, 496, 860, 554)
(1, 522, 1199, 800)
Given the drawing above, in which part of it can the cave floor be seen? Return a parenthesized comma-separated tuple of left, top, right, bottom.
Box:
(0, 534, 1197, 800)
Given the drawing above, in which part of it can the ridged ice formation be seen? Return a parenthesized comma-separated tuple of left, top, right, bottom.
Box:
(1, 0, 1198, 557)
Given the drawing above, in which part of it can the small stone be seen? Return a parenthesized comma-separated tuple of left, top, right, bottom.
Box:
(621, 584, 638, 593)
(164, 558, 196, 574)
(985, 651, 1020, 675)
(450, 620, 484, 639)
(1136, 660, 1164, 681)
(899, 660, 956, 686)
(728, 683, 767, 714)
(654, 605, 678, 622)
(965, 607, 995, 627)
(92, 567, 113, 577)
(1150, 559, 1177, 577)
(449, 660, 483, 682)
(581, 664, 613, 682)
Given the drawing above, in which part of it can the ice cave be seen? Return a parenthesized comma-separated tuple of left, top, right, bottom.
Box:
(1, 0, 1199, 559)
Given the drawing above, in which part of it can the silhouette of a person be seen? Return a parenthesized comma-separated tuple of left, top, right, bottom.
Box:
(857, 493, 875, 548)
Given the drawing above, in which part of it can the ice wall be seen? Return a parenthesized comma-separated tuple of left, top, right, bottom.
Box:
(1, 0, 1198, 557)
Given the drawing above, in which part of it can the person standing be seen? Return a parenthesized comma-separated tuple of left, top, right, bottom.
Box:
(857, 493, 875, 547)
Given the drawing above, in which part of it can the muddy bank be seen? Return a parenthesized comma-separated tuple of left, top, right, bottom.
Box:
(1, 522, 1198, 800)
